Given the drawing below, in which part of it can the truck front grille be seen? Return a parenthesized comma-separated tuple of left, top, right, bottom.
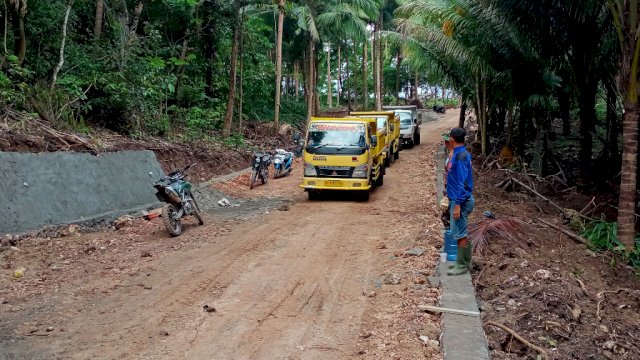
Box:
(316, 166, 354, 178)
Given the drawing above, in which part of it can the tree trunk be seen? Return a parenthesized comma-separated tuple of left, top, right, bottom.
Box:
(558, 90, 571, 136)
(237, 6, 244, 132)
(94, 0, 104, 40)
(174, 38, 189, 104)
(505, 106, 514, 146)
(577, 85, 597, 187)
(51, 0, 74, 91)
(618, 98, 638, 251)
(203, 0, 217, 98)
(395, 51, 402, 105)
(413, 71, 418, 101)
(4, 0, 9, 54)
(274, 0, 284, 128)
(362, 40, 367, 110)
(374, 20, 382, 111)
(314, 52, 320, 114)
(294, 61, 299, 99)
(326, 43, 331, 108)
(222, 0, 240, 138)
(346, 42, 352, 110)
(306, 34, 314, 123)
(606, 87, 619, 163)
(337, 45, 341, 107)
(458, 101, 467, 128)
(379, 18, 384, 108)
(12, 0, 26, 66)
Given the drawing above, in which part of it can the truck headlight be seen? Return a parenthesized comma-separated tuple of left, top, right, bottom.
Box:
(304, 162, 317, 176)
(353, 164, 369, 178)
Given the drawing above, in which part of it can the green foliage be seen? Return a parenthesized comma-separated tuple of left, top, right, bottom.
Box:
(581, 220, 640, 269)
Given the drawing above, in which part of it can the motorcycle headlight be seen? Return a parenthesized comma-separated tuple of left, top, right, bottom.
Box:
(304, 162, 317, 176)
(353, 164, 369, 178)
(274, 158, 282, 164)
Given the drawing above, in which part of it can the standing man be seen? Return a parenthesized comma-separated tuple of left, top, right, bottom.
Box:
(446, 127, 475, 276)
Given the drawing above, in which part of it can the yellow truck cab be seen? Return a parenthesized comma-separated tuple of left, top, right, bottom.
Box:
(300, 117, 385, 201)
(350, 111, 401, 167)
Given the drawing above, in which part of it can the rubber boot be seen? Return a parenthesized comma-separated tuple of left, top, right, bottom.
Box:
(447, 246, 468, 276)
(466, 243, 473, 270)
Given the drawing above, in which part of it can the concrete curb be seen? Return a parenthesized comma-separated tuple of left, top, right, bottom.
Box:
(438, 262, 490, 360)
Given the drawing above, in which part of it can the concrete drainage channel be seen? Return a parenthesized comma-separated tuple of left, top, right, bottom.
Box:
(0, 151, 288, 238)
(434, 145, 490, 360)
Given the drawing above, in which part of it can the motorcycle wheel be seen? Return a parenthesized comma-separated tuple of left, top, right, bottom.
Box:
(162, 204, 182, 237)
(190, 199, 204, 225)
(261, 167, 269, 184)
(249, 169, 258, 189)
(274, 166, 281, 179)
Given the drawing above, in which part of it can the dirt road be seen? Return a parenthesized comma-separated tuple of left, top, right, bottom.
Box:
(1, 111, 460, 359)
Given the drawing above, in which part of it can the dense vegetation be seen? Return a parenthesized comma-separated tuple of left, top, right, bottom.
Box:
(1, 0, 640, 253)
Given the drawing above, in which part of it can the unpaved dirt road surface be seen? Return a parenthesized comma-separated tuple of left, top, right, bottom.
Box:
(1, 112, 459, 360)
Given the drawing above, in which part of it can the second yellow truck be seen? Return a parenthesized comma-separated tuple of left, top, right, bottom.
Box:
(350, 111, 401, 167)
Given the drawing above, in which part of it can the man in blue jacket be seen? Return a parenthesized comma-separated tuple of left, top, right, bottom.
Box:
(446, 127, 475, 276)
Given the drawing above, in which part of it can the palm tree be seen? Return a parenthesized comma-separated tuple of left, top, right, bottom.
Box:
(609, 1, 640, 253)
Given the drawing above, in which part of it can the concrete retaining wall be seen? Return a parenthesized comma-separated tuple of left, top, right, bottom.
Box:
(0, 151, 165, 234)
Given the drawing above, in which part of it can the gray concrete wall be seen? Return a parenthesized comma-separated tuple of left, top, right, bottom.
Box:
(0, 151, 165, 234)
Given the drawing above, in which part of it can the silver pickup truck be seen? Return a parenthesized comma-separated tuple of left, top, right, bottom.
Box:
(383, 105, 421, 147)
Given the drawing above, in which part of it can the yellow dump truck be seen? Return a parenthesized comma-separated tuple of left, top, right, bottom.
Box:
(350, 111, 401, 167)
(300, 117, 385, 201)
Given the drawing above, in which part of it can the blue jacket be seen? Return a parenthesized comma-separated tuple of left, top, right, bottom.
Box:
(447, 146, 474, 205)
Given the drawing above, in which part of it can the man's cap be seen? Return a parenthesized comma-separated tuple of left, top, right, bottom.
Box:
(450, 127, 466, 139)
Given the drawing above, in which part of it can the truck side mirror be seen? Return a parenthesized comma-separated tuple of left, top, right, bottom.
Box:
(390, 124, 395, 131)
(370, 136, 378, 147)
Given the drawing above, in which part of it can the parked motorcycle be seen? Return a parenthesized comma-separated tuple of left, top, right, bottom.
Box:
(153, 163, 204, 236)
(249, 152, 271, 189)
(273, 148, 294, 178)
(433, 104, 446, 114)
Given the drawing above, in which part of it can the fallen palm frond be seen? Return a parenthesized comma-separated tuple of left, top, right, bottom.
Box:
(468, 217, 532, 255)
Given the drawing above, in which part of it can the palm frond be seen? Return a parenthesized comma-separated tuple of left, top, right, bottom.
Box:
(468, 217, 533, 255)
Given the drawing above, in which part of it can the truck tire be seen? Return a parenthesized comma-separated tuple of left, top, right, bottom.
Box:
(394, 149, 399, 160)
(415, 132, 421, 145)
(308, 191, 320, 200)
(384, 156, 391, 167)
(389, 149, 395, 164)
(376, 172, 384, 187)
(356, 191, 370, 202)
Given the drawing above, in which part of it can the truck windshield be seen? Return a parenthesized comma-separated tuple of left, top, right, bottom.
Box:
(398, 113, 412, 126)
(307, 123, 367, 155)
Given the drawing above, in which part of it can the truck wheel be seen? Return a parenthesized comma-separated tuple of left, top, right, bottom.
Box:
(356, 191, 370, 202)
(415, 133, 421, 145)
(394, 149, 399, 160)
(389, 149, 395, 164)
(384, 156, 391, 167)
(308, 191, 320, 200)
(376, 172, 384, 187)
